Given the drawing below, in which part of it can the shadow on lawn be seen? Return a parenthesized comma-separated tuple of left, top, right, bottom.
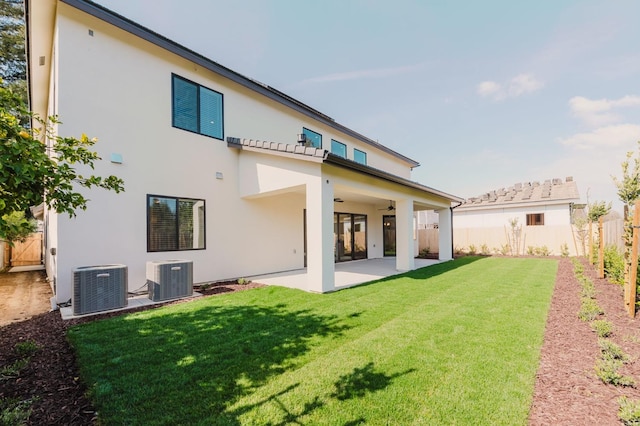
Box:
(331, 362, 416, 401)
(69, 302, 352, 424)
(223, 362, 413, 425)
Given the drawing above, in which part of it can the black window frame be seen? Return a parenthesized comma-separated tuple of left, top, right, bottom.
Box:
(171, 73, 224, 140)
(147, 194, 207, 252)
(302, 127, 322, 148)
(331, 139, 347, 158)
(354, 148, 367, 165)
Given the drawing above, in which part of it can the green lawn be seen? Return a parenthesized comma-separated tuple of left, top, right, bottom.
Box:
(67, 256, 557, 425)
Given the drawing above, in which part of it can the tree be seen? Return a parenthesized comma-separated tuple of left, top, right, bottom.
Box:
(0, 82, 125, 241)
(2, 210, 36, 243)
(612, 142, 640, 220)
(588, 201, 612, 223)
(0, 0, 27, 104)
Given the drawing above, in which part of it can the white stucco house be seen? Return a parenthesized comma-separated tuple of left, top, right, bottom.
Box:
(453, 177, 582, 256)
(26, 0, 462, 304)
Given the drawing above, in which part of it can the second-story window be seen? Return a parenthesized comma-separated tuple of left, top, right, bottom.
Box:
(172, 74, 224, 140)
(302, 127, 322, 148)
(331, 139, 347, 158)
(354, 149, 367, 165)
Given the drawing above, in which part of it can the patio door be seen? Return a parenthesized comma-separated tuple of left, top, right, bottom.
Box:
(334, 213, 367, 262)
(383, 215, 396, 256)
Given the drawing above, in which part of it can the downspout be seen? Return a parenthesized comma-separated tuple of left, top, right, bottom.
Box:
(450, 201, 463, 258)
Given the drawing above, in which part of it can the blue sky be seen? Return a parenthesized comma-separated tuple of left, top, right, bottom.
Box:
(97, 0, 640, 211)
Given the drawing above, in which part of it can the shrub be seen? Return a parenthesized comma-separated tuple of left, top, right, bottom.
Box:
(0, 397, 34, 426)
(468, 245, 477, 255)
(619, 396, 640, 425)
(0, 359, 29, 380)
(604, 245, 625, 285)
(15, 341, 39, 358)
(591, 320, 613, 338)
(579, 298, 603, 322)
(480, 244, 490, 255)
(237, 278, 251, 285)
(500, 244, 510, 256)
(538, 246, 551, 256)
(527, 246, 535, 256)
(599, 339, 629, 362)
(561, 243, 570, 258)
(595, 357, 635, 387)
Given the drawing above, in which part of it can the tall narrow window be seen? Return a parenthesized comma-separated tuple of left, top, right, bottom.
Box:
(526, 213, 544, 226)
(148, 195, 206, 252)
(172, 74, 223, 139)
(302, 127, 322, 148)
(331, 139, 347, 158)
(354, 149, 367, 165)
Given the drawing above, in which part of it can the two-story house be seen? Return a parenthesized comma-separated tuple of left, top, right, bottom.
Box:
(27, 0, 462, 304)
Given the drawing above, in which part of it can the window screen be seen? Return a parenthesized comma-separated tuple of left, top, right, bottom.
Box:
(172, 74, 223, 139)
(148, 195, 206, 252)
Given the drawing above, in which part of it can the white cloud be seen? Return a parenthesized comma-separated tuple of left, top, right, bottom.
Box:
(476, 81, 501, 97)
(569, 95, 640, 127)
(476, 73, 544, 101)
(558, 124, 640, 149)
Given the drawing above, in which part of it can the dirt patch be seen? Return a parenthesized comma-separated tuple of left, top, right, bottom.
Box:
(0, 271, 52, 327)
(2, 260, 640, 424)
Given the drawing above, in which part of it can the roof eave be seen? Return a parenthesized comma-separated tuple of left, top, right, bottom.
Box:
(61, 0, 420, 168)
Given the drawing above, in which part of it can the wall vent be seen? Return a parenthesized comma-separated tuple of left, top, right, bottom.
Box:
(73, 265, 127, 315)
(147, 260, 193, 302)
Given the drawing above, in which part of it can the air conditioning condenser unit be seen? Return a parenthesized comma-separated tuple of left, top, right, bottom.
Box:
(73, 264, 128, 315)
(147, 260, 193, 302)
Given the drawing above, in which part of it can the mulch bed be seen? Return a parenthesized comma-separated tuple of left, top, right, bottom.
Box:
(528, 257, 640, 425)
(2, 260, 640, 424)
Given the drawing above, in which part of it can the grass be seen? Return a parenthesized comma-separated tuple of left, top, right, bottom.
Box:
(68, 256, 557, 425)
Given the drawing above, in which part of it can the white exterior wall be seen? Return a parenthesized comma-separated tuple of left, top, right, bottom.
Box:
(453, 203, 578, 256)
(453, 203, 571, 228)
(40, 5, 456, 302)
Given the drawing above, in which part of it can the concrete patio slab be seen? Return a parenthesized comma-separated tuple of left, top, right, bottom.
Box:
(250, 257, 441, 291)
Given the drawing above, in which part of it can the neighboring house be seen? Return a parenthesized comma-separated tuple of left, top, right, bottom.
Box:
(26, 0, 462, 304)
(453, 177, 582, 256)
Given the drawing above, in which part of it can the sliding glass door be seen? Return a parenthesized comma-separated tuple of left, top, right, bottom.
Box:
(334, 213, 367, 262)
(383, 215, 396, 256)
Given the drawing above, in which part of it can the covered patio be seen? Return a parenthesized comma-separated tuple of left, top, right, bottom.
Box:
(250, 257, 441, 292)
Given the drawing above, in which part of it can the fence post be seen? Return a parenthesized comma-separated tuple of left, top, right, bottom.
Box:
(627, 201, 640, 318)
(598, 217, 604, 278)
(589, 221, 593, 261)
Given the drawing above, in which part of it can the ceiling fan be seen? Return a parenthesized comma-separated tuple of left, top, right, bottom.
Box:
(378, 200, 395, 211)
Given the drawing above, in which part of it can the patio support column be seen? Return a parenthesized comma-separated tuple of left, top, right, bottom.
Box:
(438, 207, 453, 261)
(395, 198, 415, 271)
(305, 177, 335, 292)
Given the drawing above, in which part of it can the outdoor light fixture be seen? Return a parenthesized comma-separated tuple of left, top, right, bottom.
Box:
(297, 134, 307, 145)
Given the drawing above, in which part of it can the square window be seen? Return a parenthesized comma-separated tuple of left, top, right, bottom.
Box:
(331, 139, 347, 158)
(354, 149, 367, 165)
(302, 127, 322, 148)
(526, 213, 544, 226)
(172, 74, 223, 139)
(148, 195, 206, 252)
